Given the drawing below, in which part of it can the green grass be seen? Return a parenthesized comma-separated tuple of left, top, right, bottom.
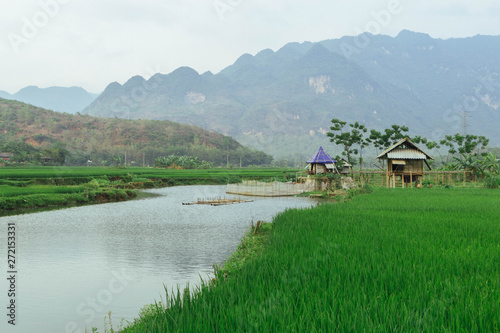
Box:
(0, 185, 85, 197)
(0, 177, 139, 213)
(217, 222, 274, 277)
(0, 167, 297, 214)
(120, 187, 500, 332)
(0, 167, 297, 188)
(0, 166, 295, 180)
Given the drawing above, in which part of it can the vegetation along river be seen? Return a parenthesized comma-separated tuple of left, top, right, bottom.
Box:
(0, 185, 315, 333)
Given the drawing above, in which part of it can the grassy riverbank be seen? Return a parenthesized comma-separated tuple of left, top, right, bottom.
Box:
(120, 187, 500, 332)
(0, 166, 296, 214)
(0, 166, 296, 184)
(0, 182, 137, 214)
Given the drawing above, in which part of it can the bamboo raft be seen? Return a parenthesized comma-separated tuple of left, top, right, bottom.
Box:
(182, 196, 253, 206)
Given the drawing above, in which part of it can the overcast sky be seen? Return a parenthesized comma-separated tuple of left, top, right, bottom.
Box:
(1, 0, 499, 94)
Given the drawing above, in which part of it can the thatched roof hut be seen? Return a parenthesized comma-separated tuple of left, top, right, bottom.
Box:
(377, 138, 433, 188)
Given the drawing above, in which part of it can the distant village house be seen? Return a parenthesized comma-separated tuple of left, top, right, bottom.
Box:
(0, 152, 14, 161)
(377, 138, 433, 188)
(337, 158, 353, 175)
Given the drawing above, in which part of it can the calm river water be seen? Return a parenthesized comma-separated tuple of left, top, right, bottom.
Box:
(0, 185, 314, 333)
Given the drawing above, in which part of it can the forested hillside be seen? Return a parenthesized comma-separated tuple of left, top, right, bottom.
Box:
(0, 99, 272, 166)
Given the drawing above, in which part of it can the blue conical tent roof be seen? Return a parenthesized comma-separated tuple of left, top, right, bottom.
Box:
(307, 147, 336, 164)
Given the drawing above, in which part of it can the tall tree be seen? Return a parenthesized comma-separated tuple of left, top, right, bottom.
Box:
(439, 133, 489, 170)
(327, 119, 368, 166)
(369, 124, 410, 152)
(411, 135, 440, 151)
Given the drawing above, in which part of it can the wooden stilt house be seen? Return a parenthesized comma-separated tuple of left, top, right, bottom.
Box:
(338, 158, 353, 175)
(306, 147, 337, 175)
(376, 138, 433, 188)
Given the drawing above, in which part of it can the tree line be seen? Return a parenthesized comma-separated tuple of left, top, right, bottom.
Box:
(327, 118, 496, 178)
(0, 138, 274, 168)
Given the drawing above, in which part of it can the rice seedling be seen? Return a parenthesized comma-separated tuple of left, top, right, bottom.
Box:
(121, 187, 500, 332)
(0, 185, 85, 197)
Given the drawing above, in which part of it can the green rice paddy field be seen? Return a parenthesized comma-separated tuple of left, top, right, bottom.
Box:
(122, 187, 500, 332)
(0, 167, 295, 213)
(0, 166, 294, 183)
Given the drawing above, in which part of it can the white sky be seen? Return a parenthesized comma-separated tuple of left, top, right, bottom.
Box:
(1, 0, 499, 94)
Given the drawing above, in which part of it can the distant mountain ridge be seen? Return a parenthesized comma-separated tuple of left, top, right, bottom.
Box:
(0, 86, 99, 114)
(81, 31, 500, 159)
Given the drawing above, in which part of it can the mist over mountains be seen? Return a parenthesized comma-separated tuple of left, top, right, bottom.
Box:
(0, 86, 98, 114)
(4, 31, 499, 160)
(81, 31, 500, 159)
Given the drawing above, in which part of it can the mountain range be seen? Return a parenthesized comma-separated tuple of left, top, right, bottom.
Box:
(80, 30, 499, 159)
(0, 86, 98, 114)
(3, 31, 499, 161)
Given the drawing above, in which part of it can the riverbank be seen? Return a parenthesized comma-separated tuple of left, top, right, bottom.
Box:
(0, 180, 138, 216)
(118, 187, 500, 332)
(0, 166, 297, 215)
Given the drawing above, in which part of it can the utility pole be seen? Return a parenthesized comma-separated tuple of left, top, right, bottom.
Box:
(461, 111, 470, 136)
(125, 151, 127, 167)
(226, 154, 229, 168)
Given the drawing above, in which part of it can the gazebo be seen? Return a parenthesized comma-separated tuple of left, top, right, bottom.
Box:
(306, 147, 337, 175)
(377, 138, 433, 188)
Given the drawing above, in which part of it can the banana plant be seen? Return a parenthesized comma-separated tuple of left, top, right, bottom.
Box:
(479, 153, 499, 176)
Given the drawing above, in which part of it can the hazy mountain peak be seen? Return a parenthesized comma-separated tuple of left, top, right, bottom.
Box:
(255, 48, 275, 58)
(102, 81, 123, 93)
(0, 90, 12, 99)
(277, 41, 313, 56)
(233, 53, 255, 66)
(123, 75, 146, 89)
(170, 66, 200, 78)
(396, 30, 434, 44)
(148, 73, 165, 84)
(82, 31, 500, 157)
(16, 85, 40, 94)
(3, 85, 99, 114)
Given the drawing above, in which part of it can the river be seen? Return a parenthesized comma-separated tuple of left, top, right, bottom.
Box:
(0, 185, 315, 333)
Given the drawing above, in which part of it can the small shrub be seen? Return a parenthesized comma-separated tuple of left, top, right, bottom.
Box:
(84, 178, 110, 189)
(484, 175, 499, 189)
(360, 184, 373, 194)
(422, 180, 433, 188)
